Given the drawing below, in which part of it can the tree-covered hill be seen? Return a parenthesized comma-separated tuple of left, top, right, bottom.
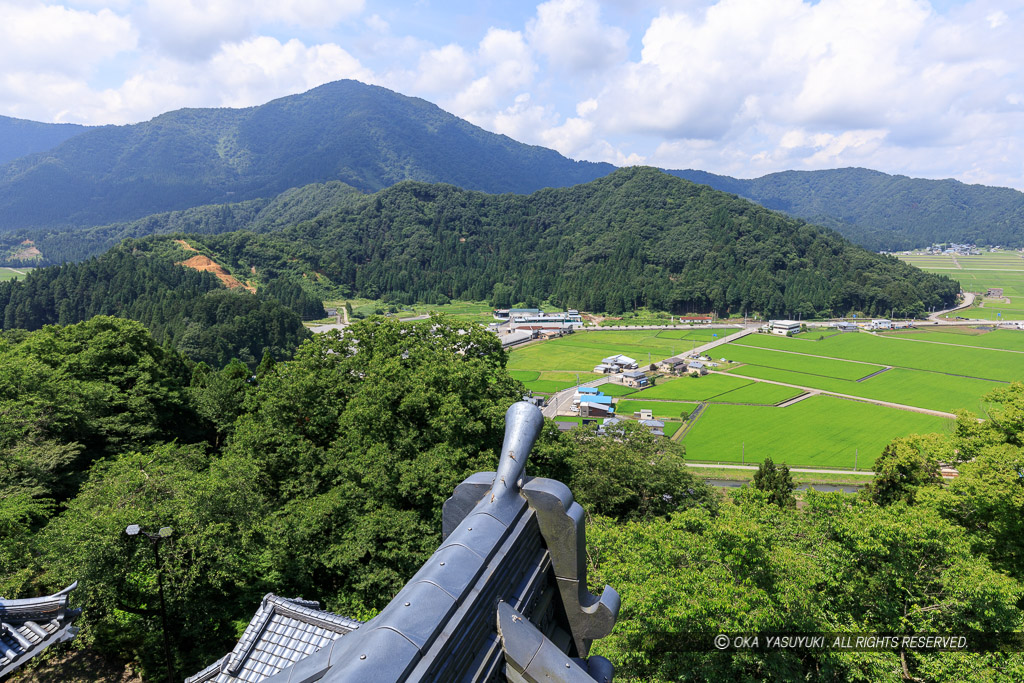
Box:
(667, 167, 1024, 250)
(191, 167, 959, 318)
(0, 80, 613, 232)
(0, 237, 320, 368)
(4, 180, 364, 265)
(0, 115, 89, 165)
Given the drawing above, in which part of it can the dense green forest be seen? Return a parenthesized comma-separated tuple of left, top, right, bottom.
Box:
(2, 314, 1022, 681)
(188, 167, 958, 318)
(669, 167, 1024, 251)
(0, 79, 612, 232)
(1, 181, 364, 265)
(0, 238, 320, 368)
(2, 169, 959, 320)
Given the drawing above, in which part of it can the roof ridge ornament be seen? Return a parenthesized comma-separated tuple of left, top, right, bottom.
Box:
(490, 401, 545, 503)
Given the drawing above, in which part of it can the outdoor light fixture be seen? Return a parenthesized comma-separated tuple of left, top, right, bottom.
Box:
(124, 524, 175, 683)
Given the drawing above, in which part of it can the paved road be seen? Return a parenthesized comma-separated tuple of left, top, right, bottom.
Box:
(683, 462, 875, 476)
(541, 376, 615, 418)
(929, 292, 976, 320)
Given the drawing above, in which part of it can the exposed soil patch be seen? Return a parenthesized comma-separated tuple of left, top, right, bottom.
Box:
(177, 254, 255, 293)
(174, 239, 198, 252)
(10, 245, 41, 260)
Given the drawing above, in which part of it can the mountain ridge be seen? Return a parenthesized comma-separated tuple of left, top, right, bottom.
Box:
(665, 167, 1024, 250)
(0, 80, 614, 232)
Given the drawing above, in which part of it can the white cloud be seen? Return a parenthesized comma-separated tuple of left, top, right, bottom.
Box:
(0, 1, 136, 76)
(478, 28, 535, 90)
(414, 44, 475, 94)
(137, 0, 364, 61)
(207, 37, 374, 108)
(527, 0, 629, 72)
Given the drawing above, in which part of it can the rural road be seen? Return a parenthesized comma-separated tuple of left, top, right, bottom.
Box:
(683, 462, 875, 476)
(929, 291, 976, 320)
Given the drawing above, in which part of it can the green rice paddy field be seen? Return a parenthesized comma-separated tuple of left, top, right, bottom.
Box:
(682, 396, 950, 469)
(0, 267, 30, 281)
(731, 331, 1024, 381)
(505, 326, 1024, 471)
(899, 251, 1024, 320)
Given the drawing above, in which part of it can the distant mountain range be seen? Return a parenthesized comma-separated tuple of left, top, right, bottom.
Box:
(0, 115, 89, 165)
(0, 80, 612, 232)
(666, 168, 1024, 251)
(1, 79, 1021, 251)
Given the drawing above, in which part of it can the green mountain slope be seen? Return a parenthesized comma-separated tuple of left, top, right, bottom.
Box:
(179, 167, 957, 318)
(0, 115, 89, 164)
(0, 238, 319, 367)
(666, 167, 1024, 250)
(0, 80, 613, 232)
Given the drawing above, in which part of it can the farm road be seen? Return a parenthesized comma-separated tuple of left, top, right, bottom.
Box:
(684, 462, 875, 476)
(683, 327, 756, 358)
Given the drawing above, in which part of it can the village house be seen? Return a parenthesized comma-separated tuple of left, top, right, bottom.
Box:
(687, 360, 708, 376)
(620, 369, 649, 388)
(770, 320, 802, 336)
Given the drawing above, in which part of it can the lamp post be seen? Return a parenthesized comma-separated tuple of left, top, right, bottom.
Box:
(126, 524, 175, 683)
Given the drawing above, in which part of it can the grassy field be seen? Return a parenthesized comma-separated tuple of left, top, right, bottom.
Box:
(510, 370, 589, 394)
(711, 382, 804, 405)
(879, 328, 1024, 352)
(507, 329, 685, 372)
(682, 396, 951, 469)
(0, 267, 30, 281)
(598, 383, 640, 397)
(638, 374, 753, 401)
(722, 343, 884, 380)
(318, 298, 501, 324)
(898, 250, 1024, 320)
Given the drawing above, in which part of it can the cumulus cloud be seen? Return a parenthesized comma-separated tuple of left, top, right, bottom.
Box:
(527, 0, 629, 72)
(0, 1, 136, 76)
(579, 0, 1023, 185)
(137, 0, 364, 61)
(445, 28, 537, 126)
(414, 44, 475, 93)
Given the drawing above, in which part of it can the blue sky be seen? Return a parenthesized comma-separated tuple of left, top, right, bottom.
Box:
(2, 0, 1022, 190)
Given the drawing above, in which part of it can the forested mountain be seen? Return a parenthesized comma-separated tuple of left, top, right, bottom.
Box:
(180, 167, 958, 318)
(0, 79, 613, 232)
(667, 167, 1024, 250)
(0, 115, 88, 164)
(3, 181, 364, 265)
(0, 238, 320, 367)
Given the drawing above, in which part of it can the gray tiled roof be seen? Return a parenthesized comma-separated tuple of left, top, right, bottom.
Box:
(186, 594, 361, 683)
(0, 582, 81, 678)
